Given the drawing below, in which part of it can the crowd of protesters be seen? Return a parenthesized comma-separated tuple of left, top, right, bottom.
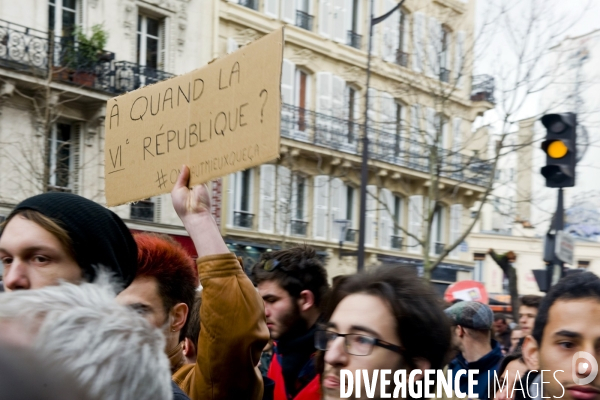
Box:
(0, 166, 599, 400)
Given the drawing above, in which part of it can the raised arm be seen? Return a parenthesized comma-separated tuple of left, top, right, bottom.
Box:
(171, 166, 269, 400)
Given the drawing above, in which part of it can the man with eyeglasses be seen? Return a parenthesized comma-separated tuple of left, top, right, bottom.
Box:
(251, 246, 329, 400)
(316, 265, 451, 400)
(445, 301, 503, 400)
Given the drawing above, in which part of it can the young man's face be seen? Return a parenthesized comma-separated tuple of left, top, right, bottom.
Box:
(0, 216, 81, 291)
(494, 318, 508, 334)
(519, 305, 538, 336)
(511, 329, 523, 350)
(257, 280, 301, 340)
(116, 275, 168, 329)
(322, 293, 403, 400)
(535, 299, 600, 400)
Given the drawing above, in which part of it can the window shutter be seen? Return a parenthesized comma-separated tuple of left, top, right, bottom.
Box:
(367, 88, 378, 130)
(366, 185, 377, 246)
(259, 165, 275, 233)
(382, 0, 399, 62)
(409, 105, 421, 166)
(313, 175, 329, 239)
(426, 107, 435, 146)
(329, 178, 347, 242)
(291, 174, 307, 222)
(398, 105, 407, 155)
(281, 59, 295, 106)
(408, 195, 423, 253)
(452, 117, 462, 165)
(449, 204, 463, 258)
(264, 0, 279, 18)
(76, 0, 84, 28)
(276, 166, 292, 234)
(282, 0, 296, 23)
(319, 0, 332, 38)
(379, 92, 396, 154)
(70, 122, 82, 195)
(379, 188, 394, 249)
(331, 75, 346, 121)
(332, 0, 347, 43)
(412, 12, 424, 72)
(316, 72, 333, 141)
(427, 17, 442, 77)
(227, 38, 239, 54)
(455, 31, 465, 87)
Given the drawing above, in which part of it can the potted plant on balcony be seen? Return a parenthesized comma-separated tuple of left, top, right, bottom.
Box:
(54, 24, 110, 87)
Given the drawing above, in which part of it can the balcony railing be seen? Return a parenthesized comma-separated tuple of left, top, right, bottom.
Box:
(345, 229, 358, 243)
(347, 31, 362, 50)
(434, 242, 445, 255)
(396, 50, 409, 67)
(439, 67, 451, 83)
(239, 0, 258, 11)
(0, 19, 174, 95)
(296, 11, 313, 31)
(130, 200, 155, 222)
(391, 235, 403, 250)
(233, 211, 254, 229)
(291, 219, 308, 236)
(471, 74, 495, 104)
(281, 103, 493, 187)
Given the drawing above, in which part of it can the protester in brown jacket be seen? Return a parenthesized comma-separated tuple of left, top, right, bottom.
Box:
(170, 165, 270, 400)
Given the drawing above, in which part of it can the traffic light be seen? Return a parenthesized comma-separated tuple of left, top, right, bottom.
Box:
(540, 113, 577, 188)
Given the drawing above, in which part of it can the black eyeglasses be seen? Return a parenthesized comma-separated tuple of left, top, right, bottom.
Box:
(315, 329, 403, 356)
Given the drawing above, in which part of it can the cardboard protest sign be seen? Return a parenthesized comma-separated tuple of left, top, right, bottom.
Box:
(104, 28, 284, 207)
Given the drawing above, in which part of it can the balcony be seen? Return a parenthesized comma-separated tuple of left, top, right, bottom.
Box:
(347, 31, 362, 50)
(396, 50, 409, 67)
(239, 0, 258, 11)
(439, 67, 451, 83)
(296, 11, 313, 31)
(233, 211, 254, 229)
(345, 229, 358, 243)
(291, 219, 308, 236)
(0, 19, 174, 95)
(434, 242, 445, 255)
(130, 200, 155, 222)
(391, 235, 403, 250)
(471, 74, 495, 104)
(281, 103, 493, 187)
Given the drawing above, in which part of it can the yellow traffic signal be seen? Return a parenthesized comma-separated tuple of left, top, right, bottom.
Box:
(547, 140, 568, 159)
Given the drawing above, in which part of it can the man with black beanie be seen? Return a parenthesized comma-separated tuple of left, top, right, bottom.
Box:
(0, 192, 137, 291)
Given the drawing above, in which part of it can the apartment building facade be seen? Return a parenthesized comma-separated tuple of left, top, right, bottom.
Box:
(0, 0, 495, 291)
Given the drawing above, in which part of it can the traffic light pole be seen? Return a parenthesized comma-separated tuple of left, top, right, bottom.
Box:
(540, 188, 565, 291)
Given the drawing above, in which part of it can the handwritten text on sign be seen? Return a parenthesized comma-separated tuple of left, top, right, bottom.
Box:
(104, 28, 284, 207)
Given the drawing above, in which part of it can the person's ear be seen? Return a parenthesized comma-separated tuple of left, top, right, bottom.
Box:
(182, 337, 197, 359)
(456, 325, 465, 338)
(298, 290, 315, 312)
(170, 303, 189, 334)
(522, 335, 540, 371)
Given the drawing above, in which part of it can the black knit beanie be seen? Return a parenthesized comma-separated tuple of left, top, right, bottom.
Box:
(4, 192, 138, 288)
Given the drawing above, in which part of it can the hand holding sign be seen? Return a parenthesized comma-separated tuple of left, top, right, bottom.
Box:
(104, 28, 284, 207)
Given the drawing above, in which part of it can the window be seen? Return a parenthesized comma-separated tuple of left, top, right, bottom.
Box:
(346, 186, 355, 222)
(130, 199, 155, 222)
(473, 253, 486, 282)
(48, 123, 73, 191)
(230, 169, 254, 229)
(347, 87, 358, 144)
(137, 14, 164, 71)
(295, 0, 313, 30)
(295, 176, 306, 221)
(347, 0, 361, 48)
(397, 10, 409, 66)
(391, 195, 403, 250)
(296, 69, 309, 132)
(49, 0, 78, 38)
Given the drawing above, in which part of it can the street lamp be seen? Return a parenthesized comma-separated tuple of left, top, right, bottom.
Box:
(334, 219, 350, 259)
(357, 0, 406, 272)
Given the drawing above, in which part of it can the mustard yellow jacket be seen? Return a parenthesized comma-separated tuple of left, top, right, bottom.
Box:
(173, 253, 269, 400)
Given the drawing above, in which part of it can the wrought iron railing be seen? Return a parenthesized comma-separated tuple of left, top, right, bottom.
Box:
(281, 103, 493, 187)
(239, 0, 258, 11)
(434, 242, 445, 255)
(471, 74, 495, 104)
(396, 50, 409, 67)
(130, 200, 155, 222)
(391, 235, 403, 250)
(347, 31, 362, 50)
(233, 211, 254, 229)
(345, 229, 358, 243)
(296, 11, 313, 31)
(290, 220, 308, 236)
(0, 19, 174, 95)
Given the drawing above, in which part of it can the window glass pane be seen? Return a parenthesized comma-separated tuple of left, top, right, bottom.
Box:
(146, 17, 160, 37)
(138, 14, 142, 32)
(52, 123, 72, 188)
(146, 37, 159, 69)
(62, 9, 76, 37)
(346, 187, 354, 221)
(49, 2, 56, 32)
(63, 0, 77, 10)
(137, 32, 141, 65)
(296, 177, 305, 220)
(240, 170, 251, 211)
